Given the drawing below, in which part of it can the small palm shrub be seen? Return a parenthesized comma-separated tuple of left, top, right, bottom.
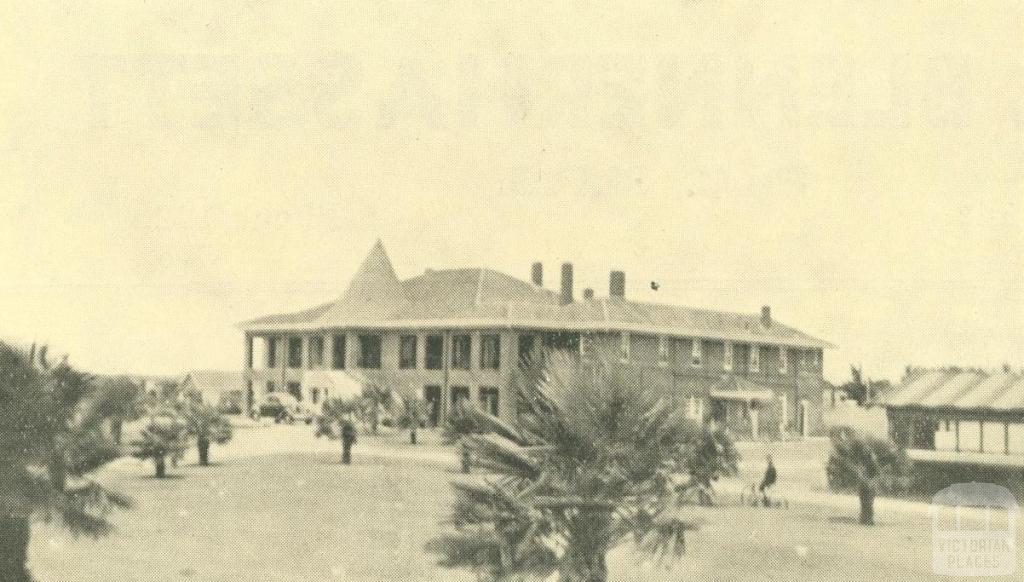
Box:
(180, 401, 233, 466)
(827, 426, 909, 525)
(131, 416, 189, 478)
(428, 350, 738, 582)
(360, 385, 394, 435)
(396, 397, 427, 444)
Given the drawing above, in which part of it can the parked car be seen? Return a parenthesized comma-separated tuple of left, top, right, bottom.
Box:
(258, 393, 314, 424)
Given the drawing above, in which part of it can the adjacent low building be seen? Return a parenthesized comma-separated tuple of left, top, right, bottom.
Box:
(179, 370, 245, 410)
(237, 241, 833, 439)
(881, 368, 1024, 465)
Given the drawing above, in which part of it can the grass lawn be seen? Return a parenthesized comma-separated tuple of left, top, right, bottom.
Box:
(26, 425, 970, 581)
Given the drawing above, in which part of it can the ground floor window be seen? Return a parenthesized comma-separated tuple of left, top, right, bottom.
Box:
(311, 388, 320, 404)
(479, 386, 499, 416)
(267, 381, 275, 393)
(288, 382, 302, 401)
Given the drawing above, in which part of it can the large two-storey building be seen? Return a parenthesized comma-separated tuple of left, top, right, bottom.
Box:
(238, 242, 833, 439)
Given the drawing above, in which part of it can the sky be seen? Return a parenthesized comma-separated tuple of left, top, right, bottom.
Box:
(1, 2, 1022, 384)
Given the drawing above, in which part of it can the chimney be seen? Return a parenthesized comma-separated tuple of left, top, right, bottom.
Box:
(583, 288, 594, 300)
(531, 262, 543, 286)
(609, 270, 626, 299)
(560, 263, 574, 305)
(761, 305, 772, 327)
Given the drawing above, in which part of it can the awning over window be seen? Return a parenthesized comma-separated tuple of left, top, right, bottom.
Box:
(301, 370, 365, 400)
(709, 376, 776, 402)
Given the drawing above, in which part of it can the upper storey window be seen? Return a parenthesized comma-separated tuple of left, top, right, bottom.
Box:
(691, 339, 703, 368)
(266, 338, 278, 368)
(332, 335, 346, 370)
(399, 335, 417, 369)
(358, 334, 382, 369)
(288, 337, 303, 368)
(480, 334, 500, 370)
(451, 334, 471, 370)
(308, 336, 324, 368)
(425, 335, 443, 370)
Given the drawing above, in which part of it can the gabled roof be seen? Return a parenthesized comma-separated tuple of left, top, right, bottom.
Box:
(238, 242, 832, 349)
(880, 369, 1024, 412)
(182, 370, 244, 393)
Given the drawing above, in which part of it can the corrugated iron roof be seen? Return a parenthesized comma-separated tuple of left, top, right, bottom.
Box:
(238, 243, 832, 349)
(881, 369, 1024, 412)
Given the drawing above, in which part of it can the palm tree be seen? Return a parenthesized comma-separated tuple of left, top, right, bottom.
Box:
(360, 384, 394, 435)
(826, 426, 909, 525)
(180, 401, 233, 466)
(1, 342, 131, 582)
(316, 397, 361, 464)
(130, 414, 189, 478)
(396, 397, 427, 444)
(91, 376, 145, 445)
(429, 350, 739, 582)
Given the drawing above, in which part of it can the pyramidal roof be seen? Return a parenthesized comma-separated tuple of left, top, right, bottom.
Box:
(320, 240, 407, 324)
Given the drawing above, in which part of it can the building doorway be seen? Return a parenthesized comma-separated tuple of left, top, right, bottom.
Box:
(479, 386, 499, 416)
(424, 385, 441, 426)
(798, 399, 810, 438)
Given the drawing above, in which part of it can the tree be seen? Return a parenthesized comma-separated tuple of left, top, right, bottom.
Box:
(29, 355, 124, 493)
(396, 397, 427, 445)
(1, 342, 131, 582)
(130, 414, 189, 478)
(316, 398, 361, 464)
(826, 426, 909, 525)
(90, 376, 145, 445)
(360, 384, 395, 435)
(180, 401, 233, 466)
(429, 351, 739, 582)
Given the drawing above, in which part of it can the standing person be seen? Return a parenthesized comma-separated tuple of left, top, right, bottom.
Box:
(341, 421, 357, 465)
(759, 455, 777, 507)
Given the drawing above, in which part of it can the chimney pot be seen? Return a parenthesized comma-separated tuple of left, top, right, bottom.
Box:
(560, 263, 574, 305)
(761, 305, 772, 327)
(583, 288, 594, 300)
(609, 270, 626, 298)
(531, 262, 543, 286)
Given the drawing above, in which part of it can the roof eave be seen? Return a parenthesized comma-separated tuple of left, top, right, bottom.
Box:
(238, 318, 833, 348)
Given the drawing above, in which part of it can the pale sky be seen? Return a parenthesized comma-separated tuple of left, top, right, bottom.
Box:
(1, 2, 1022, 384)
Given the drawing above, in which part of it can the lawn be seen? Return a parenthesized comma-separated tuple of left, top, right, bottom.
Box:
(26, 425, 962, 581)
